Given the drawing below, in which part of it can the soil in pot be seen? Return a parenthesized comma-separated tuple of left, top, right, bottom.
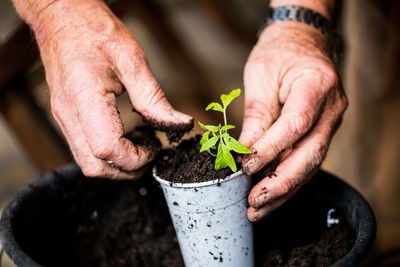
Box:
(13, 168, 355, 267)
(155, 135, 236, 183)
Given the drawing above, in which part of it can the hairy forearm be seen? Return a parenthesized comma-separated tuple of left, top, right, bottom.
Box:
(12, 0, 117, 49)
(270, 0, 336, 20)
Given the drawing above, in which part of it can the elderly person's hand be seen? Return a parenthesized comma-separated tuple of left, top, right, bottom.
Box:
(240, 13, 348, 221)
(12, 0, 192, 179)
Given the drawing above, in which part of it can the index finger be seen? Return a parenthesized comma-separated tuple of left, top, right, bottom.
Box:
(242, 77, 326, 175)
(74, 89, 155, 172)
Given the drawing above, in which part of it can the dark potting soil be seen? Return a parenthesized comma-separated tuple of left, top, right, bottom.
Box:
(74, 177, 183, 267)
(255, 210, 354, 267)
(14, 172, 183, 267)
(125, 126, 161, 157)
(140, 116, 194, 144)
(13, 169, 355, 267)
(156, 136, 238, 183)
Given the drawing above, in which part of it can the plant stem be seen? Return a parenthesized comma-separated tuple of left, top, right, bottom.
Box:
(223, 108, 227, 133)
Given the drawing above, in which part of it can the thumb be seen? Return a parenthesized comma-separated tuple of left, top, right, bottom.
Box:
(114, 46, 193, 127)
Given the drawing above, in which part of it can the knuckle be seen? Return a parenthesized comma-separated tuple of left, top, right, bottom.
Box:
(339, 95, 349, 113)
(127, 47, 148, 70)
(321, 64, 340, 92)
(286, 111, 313, 136)
(91, 141, 115, 159)
(259, 140, 281, 162)
(111, 41, 148, 75)
(331, 93, 349, 119)
(244, 100, 276, 124)
(81, 163, 105, 178)
(323, 64, 338, 82)
(281, 177, 296, 196)
(248, 194, 257, 208)
(309, 140, 328, 166)
(297, 62, 339, 94)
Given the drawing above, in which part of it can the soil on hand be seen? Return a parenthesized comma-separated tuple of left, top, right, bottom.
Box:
(156, 136, 237, 183)
(125, 126, 161, 157)
(141, 116, 194, 144)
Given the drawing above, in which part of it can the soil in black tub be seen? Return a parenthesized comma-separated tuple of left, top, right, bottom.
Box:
(12, 168, 355, 266)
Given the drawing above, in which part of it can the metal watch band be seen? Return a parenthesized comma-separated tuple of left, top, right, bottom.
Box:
(265, 6, 331, 35)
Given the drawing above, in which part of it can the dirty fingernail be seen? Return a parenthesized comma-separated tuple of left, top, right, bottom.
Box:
(244, 165, 251, 176)
(255, 193, 269, 208)
(244, 158, 258, 175)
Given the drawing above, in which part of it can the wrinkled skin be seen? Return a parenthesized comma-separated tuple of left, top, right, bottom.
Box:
(240, 22, 348, 222)
(16, 0, 346, 221)
(33, 1, 192, 179)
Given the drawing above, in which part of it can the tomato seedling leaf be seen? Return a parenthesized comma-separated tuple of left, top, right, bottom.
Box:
(200, 135, 220, 152)
(220, 88, 241, 109)
(198, 122, 221, 133)
(222, 133, 251, 154)
(206, 102, 224, 112)
(221, 125, 235, 131)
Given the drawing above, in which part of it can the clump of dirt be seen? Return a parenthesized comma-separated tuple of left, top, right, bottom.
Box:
(125, 126, 161, 158)
(155, 136, 237, 183)
(131, 107, 194, 144)
(140, 116, 193, 144)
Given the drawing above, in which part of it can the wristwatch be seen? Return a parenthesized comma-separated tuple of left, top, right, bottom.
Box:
(264, 5, 343, 67)
(265, 5, 331, 35)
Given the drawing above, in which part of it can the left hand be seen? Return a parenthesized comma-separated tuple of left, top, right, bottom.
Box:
(240, 22, 348, 222)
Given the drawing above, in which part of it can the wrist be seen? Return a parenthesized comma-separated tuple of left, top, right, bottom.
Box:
(270, 0, 335, 20)
(30, 1, 118, 50)
(29, 0, 66, 48)
(258, 22, 331, 59)
(11, 0, 58, 26)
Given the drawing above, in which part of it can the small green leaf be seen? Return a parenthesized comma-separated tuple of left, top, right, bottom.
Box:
(221, 125, 235, 131)
(222, 133, 251, 154)
(221, 142, 237, 172)
(198, 122, 221, 132)
(200, 135, 219, 152)
(214, 141, 224, 170)
(200, 131, 209, 146)
(220, 89, 241, 108)
(206, 102, 224, 112)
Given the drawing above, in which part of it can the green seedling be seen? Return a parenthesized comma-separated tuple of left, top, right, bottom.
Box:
(198, 89, 251, 172)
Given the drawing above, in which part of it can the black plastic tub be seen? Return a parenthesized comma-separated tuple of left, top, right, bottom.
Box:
(0, 163, 376, 266)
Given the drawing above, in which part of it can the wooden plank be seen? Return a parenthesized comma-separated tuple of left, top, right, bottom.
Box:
(111, 0, 214, 107)
(195, 0, 255, 45)
(0, 80, 71, 173)
(0, 24, 39, 88)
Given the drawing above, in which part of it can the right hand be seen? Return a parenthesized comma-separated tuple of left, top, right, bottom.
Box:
(33, 0, 192, 179)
